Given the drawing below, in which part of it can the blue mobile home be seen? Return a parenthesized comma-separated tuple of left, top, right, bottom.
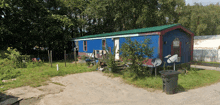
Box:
(71, 24, 194, 66)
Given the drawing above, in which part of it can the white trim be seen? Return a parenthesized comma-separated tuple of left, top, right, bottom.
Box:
(73, 33, 158, 41)
(114, 38, 120, 60)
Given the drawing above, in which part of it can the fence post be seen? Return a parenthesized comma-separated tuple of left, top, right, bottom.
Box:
(202, 50, 203, 61)
(48, 50, 50, 63)
(93, 49, 95, 65)
(217, 49, 218, 62)
(74, 48, 76, 65)
(64, 50, 66, 67)
(102, 50, 103, 60)
(50, 50, 52, 67)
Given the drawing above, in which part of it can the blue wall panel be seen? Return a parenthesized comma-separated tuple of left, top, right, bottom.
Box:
(78, 39, 102, 53)
(119, 35, 159, 59)
(78, 40, 84, 52)
(87, 39, 102, 53)
(106, 38, 114, 52)
(163, 29, 191, 65)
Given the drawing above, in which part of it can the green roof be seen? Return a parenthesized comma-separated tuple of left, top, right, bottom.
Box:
(73, 23, 181, 40)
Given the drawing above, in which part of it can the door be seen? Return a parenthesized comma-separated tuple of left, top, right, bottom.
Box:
(114, 38, 120, 60)
(171, 38, 181, 62)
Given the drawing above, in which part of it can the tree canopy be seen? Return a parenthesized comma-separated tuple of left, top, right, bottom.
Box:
(0, 0, 220, 59)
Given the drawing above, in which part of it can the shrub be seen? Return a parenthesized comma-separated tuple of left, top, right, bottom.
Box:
(86, 61, 91, 66)
(120, 38, 154, 77)
(81, 55, 87, 60)
(27, 60, 44, 68)
(0, 50, 8, 59)
(0, 66, 21, 80)
(105, 46, 117, 72)
(3, 47, 27, 68)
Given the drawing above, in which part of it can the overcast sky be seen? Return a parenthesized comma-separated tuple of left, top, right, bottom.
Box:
(185, 0, 220, 6)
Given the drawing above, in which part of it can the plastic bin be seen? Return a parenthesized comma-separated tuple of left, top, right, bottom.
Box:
(159, 70, 181, 94)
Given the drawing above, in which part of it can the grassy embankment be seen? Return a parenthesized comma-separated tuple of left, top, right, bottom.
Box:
(104, 67, 220, 91)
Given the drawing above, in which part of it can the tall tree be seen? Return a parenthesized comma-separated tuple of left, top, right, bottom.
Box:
(0, 0, 74, 57)
(178, 2, 220, 36)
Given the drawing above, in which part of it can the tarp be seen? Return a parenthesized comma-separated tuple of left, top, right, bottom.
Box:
(194, 39, 220, 50)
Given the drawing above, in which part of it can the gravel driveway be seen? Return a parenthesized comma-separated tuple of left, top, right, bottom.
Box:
(4, 71, 220, 105)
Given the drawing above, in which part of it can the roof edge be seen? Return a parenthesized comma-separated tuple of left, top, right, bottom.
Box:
(73, 23, 182, 40)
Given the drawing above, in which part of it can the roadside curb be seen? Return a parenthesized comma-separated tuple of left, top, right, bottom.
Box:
(191, 65, 220, 71)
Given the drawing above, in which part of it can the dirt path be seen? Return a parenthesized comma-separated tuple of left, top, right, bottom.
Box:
(3, 71, 220, 105)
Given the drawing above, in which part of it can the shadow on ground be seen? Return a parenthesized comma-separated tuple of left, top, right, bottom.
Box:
(176, 84, 187, 93)
(0, 92, 22, 105)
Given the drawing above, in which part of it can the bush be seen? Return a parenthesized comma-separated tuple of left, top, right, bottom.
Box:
(0, 50, 8, 59)
(0, 80, 3, 85)
(81, 55, 87, 60)
(3, 47, 27, 68)
(105, 47, 117, 72)
(120, 38, 154, 77)
(86, 61, 91, 66)
(27, 60, 44, 68)
(0, 65, 21, 80)
(0, 47, 44, 80)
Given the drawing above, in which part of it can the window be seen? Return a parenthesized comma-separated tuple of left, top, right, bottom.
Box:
(102, 39, 106, 50)
(83, 41, 87, 51)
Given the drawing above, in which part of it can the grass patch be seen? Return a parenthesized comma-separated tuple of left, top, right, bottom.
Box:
(178, 69, 220, 90)
(0, 62, 96, 92)
(105, 68, 220, 91)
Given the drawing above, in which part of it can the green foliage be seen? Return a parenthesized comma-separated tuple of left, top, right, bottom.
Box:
(0, 62, 96, 92)
(1, 69, 21, 80)
(0, 63, 21, 80)
(86, 61, 91, 67)
(177, 69, 220, 90)
(0, 50, 8, 59)
(27, 60, 44, 68)
(0, 80, 3, 85)
(176, 63, 191, 70)
(179, 3, 220, 35)
(107, 67, 220, 91)
(105, 46, 117, 72)
(0, 47, 46, 81)
(81, 55, 87, 60)
(120, 38, 154, 77)
(0, 0, 75, 55)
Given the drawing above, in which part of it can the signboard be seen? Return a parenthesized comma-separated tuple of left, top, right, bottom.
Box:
(173, 38, 180, 47)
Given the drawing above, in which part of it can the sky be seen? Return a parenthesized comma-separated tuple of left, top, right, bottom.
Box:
(185, 0, 220, 6)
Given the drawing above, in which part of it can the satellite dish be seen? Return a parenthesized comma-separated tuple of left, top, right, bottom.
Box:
(167, 54, 178, 63)
(151, 58, 162, 67)
(166, 54, 178, 71)
(164, 54, 171, 58)
(151, 58, 162, 78)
